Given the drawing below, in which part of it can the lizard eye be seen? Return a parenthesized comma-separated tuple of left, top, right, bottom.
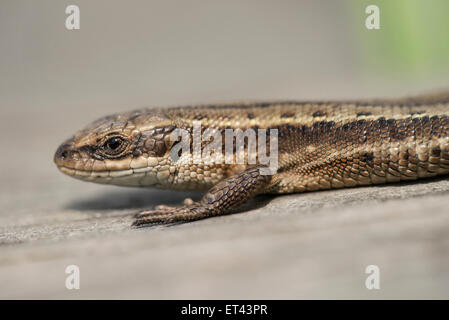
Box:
(106, 137, 122, 150)
(103, 136, 127, 155)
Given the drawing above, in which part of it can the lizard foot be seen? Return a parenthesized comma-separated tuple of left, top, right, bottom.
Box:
(132, 202, 208, 226)
(131, 166, 271, 227)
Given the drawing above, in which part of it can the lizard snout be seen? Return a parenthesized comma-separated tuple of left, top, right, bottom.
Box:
(54, 138, 79, 167)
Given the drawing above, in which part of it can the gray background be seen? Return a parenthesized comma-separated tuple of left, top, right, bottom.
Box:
(1, 0, 449, 299)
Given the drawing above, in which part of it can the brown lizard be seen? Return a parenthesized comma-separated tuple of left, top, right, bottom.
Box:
(54, 91, 449, 227)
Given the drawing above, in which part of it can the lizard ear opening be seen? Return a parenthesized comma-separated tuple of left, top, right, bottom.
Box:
(141, 126, 178, 157)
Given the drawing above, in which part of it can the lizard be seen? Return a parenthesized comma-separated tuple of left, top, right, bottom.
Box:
(54, 91, 449, 227)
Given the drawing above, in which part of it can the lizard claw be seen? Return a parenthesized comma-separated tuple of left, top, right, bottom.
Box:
(131, 203, 207, 227)
(132, 208, 182, 227)
(132, 214, 174, 227)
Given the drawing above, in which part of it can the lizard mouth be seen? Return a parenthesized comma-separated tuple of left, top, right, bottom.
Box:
(57, 164, 131, 177)
(56, 164, 157, 187)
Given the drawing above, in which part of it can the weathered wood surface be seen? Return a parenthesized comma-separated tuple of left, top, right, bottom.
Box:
(1, 109, 449, 298)
(1, 0, 449, 300)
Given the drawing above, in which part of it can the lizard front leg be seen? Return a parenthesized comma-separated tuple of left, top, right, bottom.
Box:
(132, 166, 272, 226)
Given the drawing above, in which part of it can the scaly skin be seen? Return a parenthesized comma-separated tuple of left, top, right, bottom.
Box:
(54, 91, 449, 227)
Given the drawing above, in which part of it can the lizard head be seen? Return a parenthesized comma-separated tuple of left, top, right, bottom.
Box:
(54, 108, 181, 188)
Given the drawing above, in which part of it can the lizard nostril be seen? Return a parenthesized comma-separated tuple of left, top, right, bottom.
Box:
(54, 142, 74, 164)
(56, 145, 69, 158)
(61, 150, 69, 159)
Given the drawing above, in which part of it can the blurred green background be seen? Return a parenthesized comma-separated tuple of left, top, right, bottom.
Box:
(351, 0, 449, 77)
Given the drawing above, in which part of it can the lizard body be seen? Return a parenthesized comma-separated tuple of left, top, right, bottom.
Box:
(54, 92, 449, 226)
